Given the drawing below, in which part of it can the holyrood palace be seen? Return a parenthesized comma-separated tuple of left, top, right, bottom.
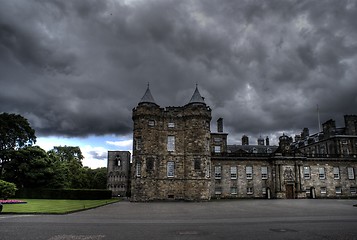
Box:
(107, 86, 357, 201)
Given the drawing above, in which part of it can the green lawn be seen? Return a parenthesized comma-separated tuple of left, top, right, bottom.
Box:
(1, 199, 119, 214)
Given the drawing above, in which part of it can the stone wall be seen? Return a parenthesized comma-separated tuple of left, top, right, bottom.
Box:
(107, 151, 131, 197)
(131, 102, 212, 201)
(210, 156, 357, 199)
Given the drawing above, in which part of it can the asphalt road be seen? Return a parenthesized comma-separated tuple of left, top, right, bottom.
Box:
(1, 199, 357, 240)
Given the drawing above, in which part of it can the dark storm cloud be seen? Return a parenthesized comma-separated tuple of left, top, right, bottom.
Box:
(1, 0, 357, 144)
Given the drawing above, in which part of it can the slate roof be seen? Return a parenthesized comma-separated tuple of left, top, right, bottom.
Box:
(188, 86, 205, 104)
(227, 144, 278, 154)
(139, 85, 157, 105)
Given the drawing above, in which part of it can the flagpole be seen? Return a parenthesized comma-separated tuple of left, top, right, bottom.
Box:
(317, 104, 321, 133)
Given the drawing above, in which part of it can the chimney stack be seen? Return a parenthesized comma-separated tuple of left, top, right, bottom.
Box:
(217, 118, 223, 133)
(242, 135, 249, 145)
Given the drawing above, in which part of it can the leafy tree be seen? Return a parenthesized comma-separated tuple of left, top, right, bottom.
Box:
(49, 146, 87, 189)
(85, 167, 107, 189)
(3, 146, 55, 188)
(0, 179, 17, 199)
(52, 146, 84, 164)
(45, 151, 69, 189)
(0, 113, 36, 178)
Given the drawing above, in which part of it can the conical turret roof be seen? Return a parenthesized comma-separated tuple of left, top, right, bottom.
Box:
(188, 85, 205, 105)
(139, 84, 157, 105)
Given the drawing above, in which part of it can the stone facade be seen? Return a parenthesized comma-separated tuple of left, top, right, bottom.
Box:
(110, 85, 357, 201)
(293, 115, 357, 156)
(210, 155, 357, 199)
(107, 151, 131, 197)
(131, 86, 212, 201)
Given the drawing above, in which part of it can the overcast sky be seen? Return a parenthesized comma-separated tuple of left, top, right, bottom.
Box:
(1, 0, 357, 167)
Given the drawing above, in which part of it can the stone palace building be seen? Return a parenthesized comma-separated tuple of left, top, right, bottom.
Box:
(107, 86, 357, 201)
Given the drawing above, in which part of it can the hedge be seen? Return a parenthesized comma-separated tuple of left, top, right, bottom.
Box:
(15, 188, 112, 200)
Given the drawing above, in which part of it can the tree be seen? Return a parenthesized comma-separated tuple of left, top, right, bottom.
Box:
(52, 146, 84, 164)
(85, 167, 107, 189)
(0, 179, 17, 199)
(49, 146, 87, 189)
(0, 113, 36, 178)
(3, 146, 56, 188)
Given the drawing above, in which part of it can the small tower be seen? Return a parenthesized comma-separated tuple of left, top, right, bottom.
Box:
(279, 134, 293, 153)
(301, 128, 310, 139)
(107, 151, 131, 197)
(265, 136, 270, 146)
(242, 135, 249, 145)
(217, 118, 223, 133)
(257, 136, 265, 146)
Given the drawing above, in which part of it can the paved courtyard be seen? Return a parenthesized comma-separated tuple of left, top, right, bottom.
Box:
(1, 199, 357, 240)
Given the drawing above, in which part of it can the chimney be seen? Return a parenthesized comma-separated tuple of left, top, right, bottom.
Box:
(217, 118, 223, 133)
(242, 135, 249, 145)
(266, 136, 270, 146)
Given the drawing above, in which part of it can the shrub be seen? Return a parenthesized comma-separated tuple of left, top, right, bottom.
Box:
(0, 180, 17, 199)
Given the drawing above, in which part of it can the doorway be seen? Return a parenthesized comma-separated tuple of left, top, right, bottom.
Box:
(286, 184, 294, 199)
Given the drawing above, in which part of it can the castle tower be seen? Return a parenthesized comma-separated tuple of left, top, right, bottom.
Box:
(131, 85, 212, 201)
(107, 151, 131, 197)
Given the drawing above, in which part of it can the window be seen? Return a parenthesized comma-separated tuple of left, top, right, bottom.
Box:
(135, 138, 141, 150)
(115, 155, 121, 167)
(252, 148, 258, 154)
(333, 167, 340, 179)
(350, 187, 356, 195)
(194, 158, 201, 170)
(230, 166, 237, 179)
(215, 166, 222, 179)
(214, 146, 221, 153)
(304, 166, 310, 179)
(167, 161, 175, 177)
(168, 122, 175, 128)
(146, 158, 154, 171)
(319, 167, 325, 179)
(262, 187, 267, 195)
(320, 146, 326, 154)
(247, 187, 253, 195)
(136, 162, 141, 177)
(214, 137, 221, 142)
(335, 187, 342, 194)
(348, 167, 355, 180)
(246, 166, 253, 179)
(230, 187, 237, 195)
(215, 187, 222, 195)
(167, 136, 175, 151)
(148, 120, 155, 126)
(261, 166, 268, 179)
(320, 187, 327, 194)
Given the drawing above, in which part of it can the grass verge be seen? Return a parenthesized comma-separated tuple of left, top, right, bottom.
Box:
(1, 199, 119, 214)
